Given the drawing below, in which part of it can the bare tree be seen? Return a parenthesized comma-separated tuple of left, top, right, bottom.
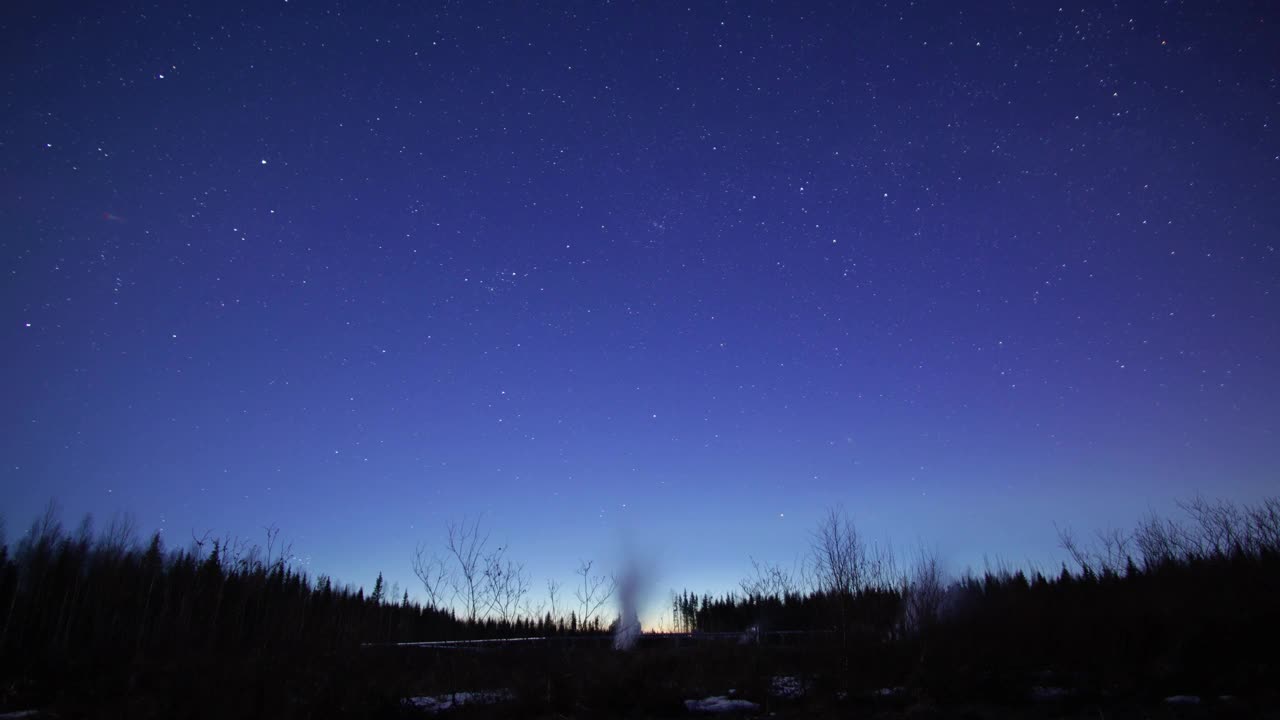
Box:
(414, 516, 536, 622)
(809, 507, 870, 670)
(73, 513, 94, 552)
(411, 543, 452, 610)
(1181, 494, 1248, 557)
(1057, 525, 1086, 573)
(18, 500, 64, 561)
(740, 557, 797, 600)
(574, 559, 615, 629)
(796, 555, 815, 594)
(547, 578, 562, 622)
(1134, 510, 1189, 569)
(902, 545, 946, 635)
(810, 507, 867, 597)
(189, 529, 212, 560)
(521, 595, 547, 623)
(867, 538, 898, 590)
(1057, 523, 1132, 575)
(1095, 527, 1132, 573)
(1246, 497, 1280, 553)
(445, 517, 491, 621)
(484, 546, 530, 623)
(264, 524, 281, 570)
(1056, 497, 1280, 577)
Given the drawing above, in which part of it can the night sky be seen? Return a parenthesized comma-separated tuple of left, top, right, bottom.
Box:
(3, 1, 1278, 623)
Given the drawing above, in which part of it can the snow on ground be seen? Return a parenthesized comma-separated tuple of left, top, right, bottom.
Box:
(404, 690, 513, 713)
(770, 676, 806, 699)
(876, 686, 906, 698)
(1164, 695, 1200, 705)
(1030, 686, 1073, 701)
(684, 695, 760, 712)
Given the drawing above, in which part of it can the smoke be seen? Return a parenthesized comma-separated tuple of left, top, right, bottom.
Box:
(612, 542, 650, 650)
(613, 570, 641, 649)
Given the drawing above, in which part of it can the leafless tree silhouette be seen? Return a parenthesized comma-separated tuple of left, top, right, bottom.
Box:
(810, 507, 868, 596)
(903, 545, 946, 634)
(411, 543, 452, 610)
(740, 556, 797, 600)
(484, 545, 530, 623)
(546, 578, 562, 622)
(446, 517, 491, 621)
(574, 559, 614, 629)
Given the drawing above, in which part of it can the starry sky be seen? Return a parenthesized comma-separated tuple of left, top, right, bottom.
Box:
(3, 1, 1278, 622)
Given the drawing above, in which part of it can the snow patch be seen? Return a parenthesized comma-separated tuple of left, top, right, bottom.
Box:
(1030, 686, 1073, 701)
(405, 690, 513, 713)
(684, 696, 760, 713)
(770, 676, 805, 699)
(876, 686, 906, 698)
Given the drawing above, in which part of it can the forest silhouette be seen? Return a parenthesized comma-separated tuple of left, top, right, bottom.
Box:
(1, 496, 1277, 717)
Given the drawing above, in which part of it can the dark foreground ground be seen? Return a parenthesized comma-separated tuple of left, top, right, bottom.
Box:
(4, 637, 1277, 719)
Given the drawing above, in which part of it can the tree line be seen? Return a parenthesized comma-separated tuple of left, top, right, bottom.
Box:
(664, 496, 1280, 698)
(0, 504, 623, 679)
(2, 494, 1276, 709)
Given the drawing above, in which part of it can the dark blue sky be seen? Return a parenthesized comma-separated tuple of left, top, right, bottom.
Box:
(3, 1, 1278, 622)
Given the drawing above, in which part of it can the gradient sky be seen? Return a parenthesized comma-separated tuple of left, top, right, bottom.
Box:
(3, 1, 1278, 626)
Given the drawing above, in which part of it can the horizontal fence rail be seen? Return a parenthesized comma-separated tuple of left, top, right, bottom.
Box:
(364, 629, 831, 650)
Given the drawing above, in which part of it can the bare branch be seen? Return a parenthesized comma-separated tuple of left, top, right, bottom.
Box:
(445, 517, 492, 621)
(740, 556, 797, 600)
(412, 542, 452, 610)
(1056, 523, 1092, 574)
(902, 545, 947, 634)
(810, 507, 866, 596)
(484, 549, 530, 623)
(575, 559, 615, 628)
(547, 578, 562, 622)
